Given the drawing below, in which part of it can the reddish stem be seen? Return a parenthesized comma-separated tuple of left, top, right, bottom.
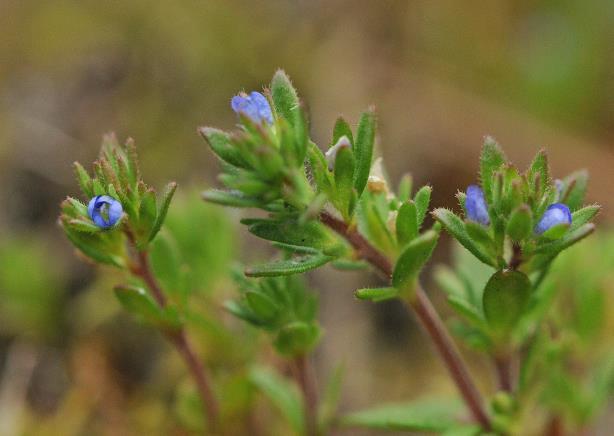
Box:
(292, 355, 319, 436)
(320, 212, 491, 430)
(494, 354, 513, 392)
(125, 231, 219, 432)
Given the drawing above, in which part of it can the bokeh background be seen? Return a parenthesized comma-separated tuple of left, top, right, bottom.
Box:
(0, 1, 613, 434)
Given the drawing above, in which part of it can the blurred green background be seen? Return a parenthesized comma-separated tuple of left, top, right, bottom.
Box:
(0, 1, 612, 434)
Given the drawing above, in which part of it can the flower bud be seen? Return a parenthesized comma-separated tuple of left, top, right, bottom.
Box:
(231, 91, 273, 124)
(466, 185, 490, 225)
(325, 135, 351, 171)
(535, 203, 571, 235)
(87, 195, 123, 229)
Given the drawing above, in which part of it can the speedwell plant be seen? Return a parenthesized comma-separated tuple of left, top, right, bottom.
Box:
(60, 70, 605, 435)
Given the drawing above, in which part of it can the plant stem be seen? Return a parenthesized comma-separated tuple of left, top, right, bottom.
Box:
(125, 231, 219, 432)
(320, 212, 491, 430)
(494, 354, 513, 392)
(292, 354, 319, 436)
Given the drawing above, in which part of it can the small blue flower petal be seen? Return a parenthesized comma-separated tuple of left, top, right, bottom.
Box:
(465, 185, 490, 225)
(230, 91, 273, 124)
(535, 203, 572, 235)
(87, 195, 123, 229)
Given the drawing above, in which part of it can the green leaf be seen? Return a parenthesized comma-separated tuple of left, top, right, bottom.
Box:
(318, 364, 344, 434)
(447, 295, 486, 328)
(247, 219, 336, 251)
(332, 117, 354, 145)
(541, 222, 570, 240)
(561, 169, 588, 211)
(249, 366, 304, 434)
(245, 253, 334, 277)
(341, 397, 462, 432)
(245, 290, 280, 322)
(270, 70, 299, 127)
(482, 270, 531, 336)
(353, 109, 376, 197)
(307, 142, 334, 195)
(224, 300, 262, 326)
(114, 285, 180, 330)
(333, 145, 356, 219)
(73, 162, 94, 198)
(570, 204, 600, 231)
(465, 221, 494, 250)
(62, 225, 125, 267)
(526, 149, 550, 197)
(432, 208, 495, 267)
(139, 189, 157, 235)
(413, 185, 432, 227)
(199, 127, 246, 168)
(202, 189, 261, 208)
(392, 229, 440, 292)
(479, 136, 506, 203)
(149, 182, 177, 242)
(533, 223, 595, 256)
(396, 201, 418, 246)
(355, 287, 399, 302)
(67, 218, 102, 233)
(397, 173, 413, 203)
(506, 205, 532, 241)
(274, 321, 321, 356)
(441, 425, 482, 436)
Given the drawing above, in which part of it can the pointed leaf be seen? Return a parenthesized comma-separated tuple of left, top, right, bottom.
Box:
(392, 229, 440, 292)
(333, 145, 355, 219)
(561, 169, 588, 211)
(506, 205, 532, 242)
(332, 117, 354, 145)
(413, 185, 432, 227)
(199, 127, 246, 168)
(355, 287, 399, 302)
(432, 208, 495, 267)
(202, 189, 261, 208)
(270, 70, 299, 127)
(479, 136, 506, 203)
(249, 366, 304, 434)
(353, 109, 376, 196)
(149, 182, 177, 242)
(396, 201, 418, 246)
(245, 253, 334, 277)
(341, 398, 462, 432)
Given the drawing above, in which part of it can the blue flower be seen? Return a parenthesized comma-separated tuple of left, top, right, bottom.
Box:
(231, 91, 273, 124)
(535, 203, 571, 235)
(465, 185, 490, 225)
(87, 195, 123, 229)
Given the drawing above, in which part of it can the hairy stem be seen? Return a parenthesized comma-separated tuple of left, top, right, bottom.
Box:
(292, 354, 319, 436)
(320, 212, 491, 430)
(125, 231, 219, 431)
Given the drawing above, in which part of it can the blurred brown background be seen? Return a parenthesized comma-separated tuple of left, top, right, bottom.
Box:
(0, 0, 612, 434)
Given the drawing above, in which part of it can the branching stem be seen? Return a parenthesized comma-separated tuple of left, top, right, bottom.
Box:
(125, 230, 219, 432)
(320, 212, 491, 430)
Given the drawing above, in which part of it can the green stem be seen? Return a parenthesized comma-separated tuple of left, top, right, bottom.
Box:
(125, 231, 219, 432)
(320, 212, 491, 430)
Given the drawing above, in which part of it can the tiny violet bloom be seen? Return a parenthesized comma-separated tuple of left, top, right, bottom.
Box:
(535, 203, 572, 235)
(465, 185, 490, 225)
(325, 135, 351, 171)
(231, 91, 273, 124)
(87, 195, 123, 229)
